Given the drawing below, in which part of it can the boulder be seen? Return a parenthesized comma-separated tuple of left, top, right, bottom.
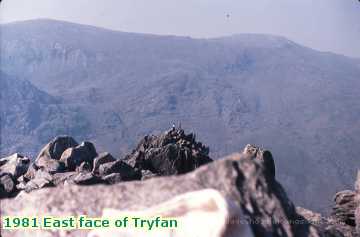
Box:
(1, 150, 321, 237)
(36, 136, 79, 161)
(0, 153, 30, 178)
(60, 141, 97, 171)
(0, 173, 15, 198)
(98, 160, 141, 181)
(33, 136, 78, 174)
(92, 152, 116, 174)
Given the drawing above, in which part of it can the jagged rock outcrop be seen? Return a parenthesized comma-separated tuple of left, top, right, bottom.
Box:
(304, 170, 360, 237)
(1, 129, 213, 197)
(123, 128, 212, 177)
(332, 190, 357, 226)
(298, 207, 355, 237)
(1, 148, 321, 237)
(2, 131, 359, 236)
(242, 144, 276, 179)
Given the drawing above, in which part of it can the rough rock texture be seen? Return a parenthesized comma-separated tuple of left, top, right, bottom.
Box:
(60, 141, 97, 171)
(332, 190, 357, 226)
(92, 152, 116, 174)
(0, 153, 30, 179)
(0, 173, 15, 198)
(37, 136, 79, 161)
(2, 130, 212, 198)
(98, 160, 141, 181)
(31, 136, 78, 174)
(298, 207, 355, 237)
(242, 144, 276, 179)
(1, 152, 321, 237)
(124, 128, 212, 176)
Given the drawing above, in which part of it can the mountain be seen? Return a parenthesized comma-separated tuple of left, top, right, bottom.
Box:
(0, 71, 91, 156)
(1, 19, 360, 214)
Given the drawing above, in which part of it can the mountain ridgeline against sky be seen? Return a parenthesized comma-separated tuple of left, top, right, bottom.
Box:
(1, 19, 360, 214)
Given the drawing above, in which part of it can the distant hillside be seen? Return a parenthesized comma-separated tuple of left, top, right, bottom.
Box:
(0, 71, 91, 156)
(1, 19, 360, 214)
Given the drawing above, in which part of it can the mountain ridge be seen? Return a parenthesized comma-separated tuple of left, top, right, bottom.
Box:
(1, 19, 360, 214)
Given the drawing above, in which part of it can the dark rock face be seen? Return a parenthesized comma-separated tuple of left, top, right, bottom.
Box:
(0, 173, 15, 198)
(313, 170, 360, 237)
(33, 136, 78, 174)
(124, 128, 212, 176)
(297, 207, 354, 237)
(92, 152, 116, 174)
(60, 142, 97, 171)
(332, 190, 357, 226)
(98, 160, 141, 181)
(37, 136, 79, 161)
(242, 144, 276, 179)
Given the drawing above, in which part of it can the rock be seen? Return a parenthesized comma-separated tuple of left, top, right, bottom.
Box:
(102, 173, 123, 184)
(26, 136, 78, 174)
(88, 189, 253, 237)
(0, 150, 321, 237)
(0, 173, 15, 198)
(33, 136, 78, 174)
(298, 207, 354, 237)
(22, 163, 38, 181)
(332, 190, 357, 226)
(76, 162, 92, 173)
(60, 141, 97, 171)
(52, 172, 77, 185)
(140, 169, 157, 181)
(92, 152, 116, 174)
(98, 160, 141, 181)
(34, 157, 66, 174)
(23, 170, 54, 192)
(0, 153, 30, 179)
(73, 172, 103, 185)
(123, 129, 212, 176)
(36, 136, 79, 161)
(242, 144, 276, 178)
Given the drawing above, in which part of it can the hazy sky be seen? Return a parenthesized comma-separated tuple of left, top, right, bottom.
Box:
(1, 0, 360, 58)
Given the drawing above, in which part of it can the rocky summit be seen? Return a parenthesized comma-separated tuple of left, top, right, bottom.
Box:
(1, 129, 360, 237)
